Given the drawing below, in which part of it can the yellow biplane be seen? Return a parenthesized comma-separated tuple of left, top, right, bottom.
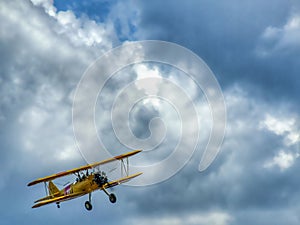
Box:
(28, 150, 142, 210)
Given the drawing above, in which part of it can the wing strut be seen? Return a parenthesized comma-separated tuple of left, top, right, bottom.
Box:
(44, 182, 49, 196)
(120, 157, 130, 177)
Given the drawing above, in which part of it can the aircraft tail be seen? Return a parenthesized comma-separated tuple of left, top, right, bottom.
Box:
(48, 181, 60, 196)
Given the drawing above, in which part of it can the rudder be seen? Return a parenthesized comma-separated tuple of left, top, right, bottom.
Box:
(48, 181, 60, 196)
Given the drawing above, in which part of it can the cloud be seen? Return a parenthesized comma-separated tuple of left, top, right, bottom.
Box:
(257, 13, 300, 56)
(134, 0, 300, 105)
(127, 211, 233, 225)
(0, 0, 118, 166)
(259, 113, 299, 171)
(1, 1, 300, 225)
(264, 150, 298, 171)
(89, 60, 212, 184)
(31, 0, 119, 48)
(259, 114, 299, 146)
(0, 0, 118, 208)
(117, 85, 300, 225)
(107, 0, 140, 40)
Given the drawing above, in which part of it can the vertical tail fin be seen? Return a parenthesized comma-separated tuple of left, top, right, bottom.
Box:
(48, 181, 60, 196)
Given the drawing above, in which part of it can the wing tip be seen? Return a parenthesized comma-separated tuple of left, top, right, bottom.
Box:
(27, 182, 35, 187)
(27, 179, 42, 186)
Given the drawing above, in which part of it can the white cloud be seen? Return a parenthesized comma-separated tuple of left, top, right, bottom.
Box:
(256, 12, 300, 56)
(30, 0, 118, 49)
(30, 0, 56, 16)
(259, 113, 299, 171)
(134, 64, 163, 95)
(260, 114, 294, 135)
(259, 114, 299, 146)
(0, 0, 121, 168)
(264, 150, 297, 171)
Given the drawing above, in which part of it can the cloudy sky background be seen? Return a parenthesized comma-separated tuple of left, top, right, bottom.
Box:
(1, 0, 300, 224)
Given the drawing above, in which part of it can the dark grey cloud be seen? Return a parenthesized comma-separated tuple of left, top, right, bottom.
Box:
(119, 90, 300, 224)
(135, 0, 300, 104)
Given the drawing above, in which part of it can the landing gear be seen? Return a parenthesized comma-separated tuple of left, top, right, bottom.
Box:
(84, 192, 93, 211)
(56, 202, 60, 208)
(109, 193, 117, 203)
(102, 187, 117, 204)
(84, 201, 92, 211)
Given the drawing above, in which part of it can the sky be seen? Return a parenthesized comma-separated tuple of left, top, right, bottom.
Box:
(0, 0, 300, 224)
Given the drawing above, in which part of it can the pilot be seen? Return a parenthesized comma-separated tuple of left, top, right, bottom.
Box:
(102, 172, 108, 183)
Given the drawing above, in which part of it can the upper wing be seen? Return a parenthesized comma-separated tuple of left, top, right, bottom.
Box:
(28, 150, 142, 186)
(31, 192, 86, 208)
(103, 172, 143, 189)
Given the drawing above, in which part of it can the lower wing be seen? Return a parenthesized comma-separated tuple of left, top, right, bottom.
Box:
(32, 192, 86, 208)
(103, 172, 143, 189)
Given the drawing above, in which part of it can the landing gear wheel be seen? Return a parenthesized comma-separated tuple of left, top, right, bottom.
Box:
(84, 201, 93, 211)
(109, 193, 117, 203)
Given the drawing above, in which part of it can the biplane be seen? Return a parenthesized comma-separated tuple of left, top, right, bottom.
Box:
(28, 150, 142, 210)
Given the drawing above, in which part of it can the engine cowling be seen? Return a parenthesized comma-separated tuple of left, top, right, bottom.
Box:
(93, 172, 108, 187)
